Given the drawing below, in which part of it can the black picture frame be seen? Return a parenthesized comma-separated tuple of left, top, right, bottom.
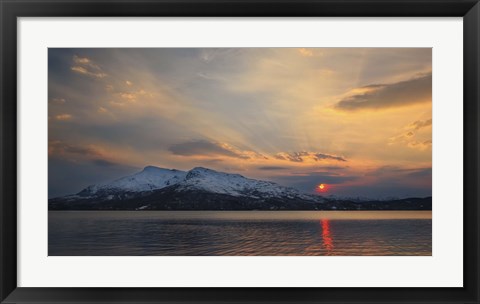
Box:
(1, 0, 479, 303)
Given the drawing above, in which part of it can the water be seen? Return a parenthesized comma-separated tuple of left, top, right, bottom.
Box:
(49, 211, 432, 256)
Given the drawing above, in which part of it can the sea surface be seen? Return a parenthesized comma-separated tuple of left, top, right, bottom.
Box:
(49, 211, 432, 256)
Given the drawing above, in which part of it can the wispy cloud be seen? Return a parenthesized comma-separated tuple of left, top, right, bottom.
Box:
(408, 118, 432, 131)
(274, 151, 346, 163)
(97, 107, 108, 114)
(71, 55, 107, 79)
(72, 55, 100, 68)
(407, 140, 432, 150)
(389, 118, 432, 150)
(298, 48, 314, 57)
(50, 98, 66, 104)
(55, 114, 72, 121)
(116, 89, 150, 103)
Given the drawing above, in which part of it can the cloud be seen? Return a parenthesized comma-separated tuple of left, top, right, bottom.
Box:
(169, 140, 264, 160)
(197, 72, 220, 80)
(49, 140, 102, 158)
(407, 140, 432, 150)
(97, 107, 108, 114)
(71, 66, 107, 79)
(50, 98, 66, 104)
(109, 89, 151, 106)
(55, 114, 72, 121)
(317, 166, 347, 171)
(274, 151, 346, 163)
(389, 118, 432, 150)
(170, 140, 243, 158)
(313, 153, 346, 162)
(118, 89, 149, 102)
(49, 140, 126, 170)
(71, 55, 107, 79)
(408, 118, 432, 131)
(298, 48, 314, 57)
(71, 66, 88, 74)
(335, 73, 431, 111)
(72, 55, 99, 67)
(258, 166, 289, 171)
(120, 92, 137, 101)
(274, 151, 306, 162)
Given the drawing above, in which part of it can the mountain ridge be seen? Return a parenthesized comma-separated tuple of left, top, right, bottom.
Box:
(49, 166, 432, 211)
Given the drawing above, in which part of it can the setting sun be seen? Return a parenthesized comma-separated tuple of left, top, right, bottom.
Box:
(317, 183, 328, 193)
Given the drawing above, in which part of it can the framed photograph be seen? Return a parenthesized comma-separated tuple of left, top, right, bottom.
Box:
(1, 0, 479, 303)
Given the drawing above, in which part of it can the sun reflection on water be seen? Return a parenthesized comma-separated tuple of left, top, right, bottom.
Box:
(321, 219, 334, 253)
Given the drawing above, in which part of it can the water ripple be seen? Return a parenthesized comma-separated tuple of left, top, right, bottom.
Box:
(49, 211, 432, 256)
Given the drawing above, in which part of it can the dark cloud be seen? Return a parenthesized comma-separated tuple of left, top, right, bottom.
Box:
(335, 73, 431, 111)
(317, 166, 347, 171)
(313, 153, 346, 162)
(303, 171, 340, 176)
(49, 141, 102, 158)
(258, 166, 289, 171)
(49, 141, 123, 171)
(169, 140, 249, 159)
(274, 151, 346, 163)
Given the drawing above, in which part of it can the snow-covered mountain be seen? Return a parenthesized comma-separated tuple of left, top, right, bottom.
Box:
(78, 166, 187, 196)
(76, 166, 304, 199)
(49, 166, 432, 211)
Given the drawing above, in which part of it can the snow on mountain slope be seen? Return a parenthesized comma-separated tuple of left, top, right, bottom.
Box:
(178, 167, 301, 198)
(79, 166, 187, 195)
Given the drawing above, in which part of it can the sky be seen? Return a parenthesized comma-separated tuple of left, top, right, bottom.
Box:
(48, 48, 432, 199)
